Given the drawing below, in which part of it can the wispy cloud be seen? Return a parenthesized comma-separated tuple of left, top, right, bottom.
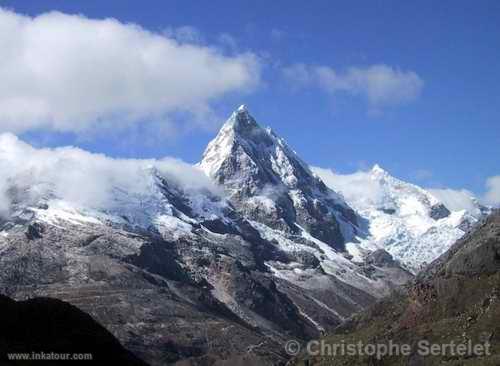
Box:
(0, 8, 260, 135)
(217, 33, 239, 53)
(270, 28, 286, 42)
(413, 169, 433, 181)
(162, 25, 204, 44)
(427, 176, 500, 210)
(427, 188, 483, 215)
(484, 176, 500, 206)
(283, 63, 423, 110)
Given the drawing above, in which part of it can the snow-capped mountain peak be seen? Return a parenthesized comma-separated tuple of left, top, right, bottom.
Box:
(226, 104, 258, 131)
(368, 164, 442, 214)
(236, 103, 248, 112)
(371, 163, 387, 175)
(313, 165, 482, 272)
(201, 105, 311, 187)
(200, 105, 263, 180)
(200, 106, 361, 250)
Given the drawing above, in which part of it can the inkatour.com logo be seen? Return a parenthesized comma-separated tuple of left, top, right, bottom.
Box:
(7, 352, 93, 361)
(285, 339, 492, 359)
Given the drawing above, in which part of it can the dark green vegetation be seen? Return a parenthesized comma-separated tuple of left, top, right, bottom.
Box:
(293, 212, 500, 366)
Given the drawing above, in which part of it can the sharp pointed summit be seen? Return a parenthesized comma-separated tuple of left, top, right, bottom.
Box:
(224, 104, 260, 133)
(371, 164, 387, 174)
(200, 106, 361, 250)
(237, 104, 248, 112)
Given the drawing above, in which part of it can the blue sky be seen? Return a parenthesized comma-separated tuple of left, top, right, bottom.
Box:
(1, 0, 499, 199)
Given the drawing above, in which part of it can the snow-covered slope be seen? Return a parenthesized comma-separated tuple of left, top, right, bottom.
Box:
(313, 165, 482, 272)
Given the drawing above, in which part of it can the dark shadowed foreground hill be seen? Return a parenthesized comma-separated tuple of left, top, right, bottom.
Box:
(0, 295, 148, 366)
(292, 211, 500, 366)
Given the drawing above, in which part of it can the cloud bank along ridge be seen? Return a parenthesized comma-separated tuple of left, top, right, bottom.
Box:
(1, 132, 498, 221)
(312, 166, 500, 212)
(0, 7, 260, 134)
(0, 133, 219, 217)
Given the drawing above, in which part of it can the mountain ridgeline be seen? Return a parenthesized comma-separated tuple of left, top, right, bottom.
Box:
(0, 106, 487, 365)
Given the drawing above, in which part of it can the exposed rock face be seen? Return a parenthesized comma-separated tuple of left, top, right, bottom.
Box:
(292, 211, 500, 366)
(0, 295, 148, 365)
(365, 249, 398, 267)
(429, 203, 451, 220)
(199, 106, 360, 251)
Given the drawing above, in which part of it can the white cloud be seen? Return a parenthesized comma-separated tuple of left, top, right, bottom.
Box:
(283, 63, 423, 109)
(0, 8, 260, 134)
(427, 176, 500, 211)
(0, 133, 219, 216)
(427, 188, 483, 216)
(484, 176, 500, 206)
(282, 63, 313, 89)
(314, 164, 500, 217)
(0, 177, 9, 217)
(312, 167, 386, 208)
